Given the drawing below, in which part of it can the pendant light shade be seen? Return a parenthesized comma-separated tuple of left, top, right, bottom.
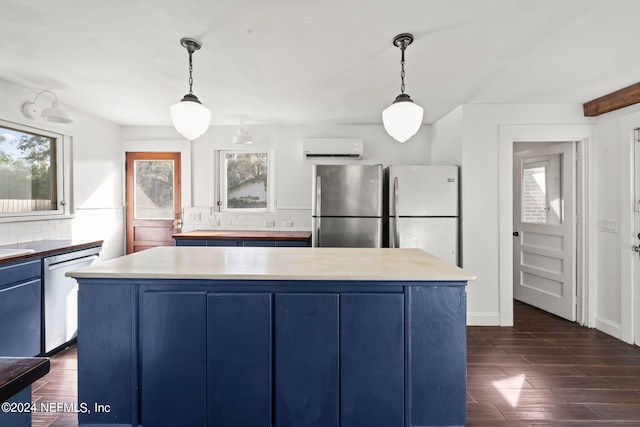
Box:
(170, 38, 211, 141)
(170, 94, 211, 141)
(233, 126, 253, 144)
(382, 94, 423, 143)
(382, 33, 423, 143)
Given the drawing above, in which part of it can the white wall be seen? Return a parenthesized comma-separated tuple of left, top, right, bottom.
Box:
(123, 124, 431, 230)
(431, 104, 596, 326)
(0, 79, 124, 259)
(593, 103, 640, 344)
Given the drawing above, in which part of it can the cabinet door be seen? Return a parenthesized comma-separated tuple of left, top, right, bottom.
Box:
(207, 293, 272, 427)
(206, 239, 239, 246)
(340, 293, 404, 427)
(0, 279, 41, 357)
(275, 294, 339, 427)
(141, 291, 207, 427)
(242, 240, 276, 247)
(174, 239, 205, 246)
(409, 285, 467, 426)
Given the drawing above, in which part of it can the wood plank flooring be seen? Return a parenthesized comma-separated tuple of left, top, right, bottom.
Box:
(467, 301, 640, 426)
(30, 300, 640, 426)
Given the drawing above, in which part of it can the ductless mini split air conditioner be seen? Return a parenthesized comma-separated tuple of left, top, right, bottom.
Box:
(302, 138, 363, 159)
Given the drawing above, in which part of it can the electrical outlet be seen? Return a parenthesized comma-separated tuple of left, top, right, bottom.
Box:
(189, 212, 201, 222)
(264, 220, 275, 227)
(600, 219, 617, 233)
(283, 220, 294, 227)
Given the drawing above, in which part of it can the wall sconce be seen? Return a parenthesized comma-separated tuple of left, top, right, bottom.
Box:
(170, 37, 211, 141)
(22, 90, 74, 123)
(382, 33, 423, 143)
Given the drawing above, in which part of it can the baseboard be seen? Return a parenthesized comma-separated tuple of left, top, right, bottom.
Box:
(467, 312, 501, 326)
(595, 316, 622, 339)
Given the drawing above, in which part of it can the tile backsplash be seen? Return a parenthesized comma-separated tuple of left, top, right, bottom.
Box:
(182, 207, 312, 232)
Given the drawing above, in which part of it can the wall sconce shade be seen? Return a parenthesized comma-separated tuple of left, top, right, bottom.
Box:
(382, 33, 423, 143)
(22, 90, 74, 124)
(170, 38, 211, 141)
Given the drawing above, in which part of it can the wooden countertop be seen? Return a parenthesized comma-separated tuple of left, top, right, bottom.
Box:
(67, 246, 476, 282)
(0, 239, 103, 265)
(173, 230, 311, 241)
(0, 357, 50, 402)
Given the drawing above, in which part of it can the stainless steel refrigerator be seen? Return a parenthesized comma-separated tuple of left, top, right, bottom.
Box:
(384, 165, 459, 265)
(312, 164, 383, 247)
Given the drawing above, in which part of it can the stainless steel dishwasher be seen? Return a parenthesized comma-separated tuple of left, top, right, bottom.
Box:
(42, 246, 101, 354)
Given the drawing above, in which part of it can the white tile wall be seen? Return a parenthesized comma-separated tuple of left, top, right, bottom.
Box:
(182, 207, 312, 233)
(0, 207, 125, 261)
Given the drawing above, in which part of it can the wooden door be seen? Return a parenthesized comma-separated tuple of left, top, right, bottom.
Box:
(513, 142, 576, 321)
(126, 152, 182, 254)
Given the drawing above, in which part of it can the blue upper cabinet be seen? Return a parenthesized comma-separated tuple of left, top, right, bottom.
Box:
(0, 259, 41, 357)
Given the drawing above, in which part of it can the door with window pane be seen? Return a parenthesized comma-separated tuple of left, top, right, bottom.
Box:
(126, 152, 181, 254)
(513, 142, 576, 321)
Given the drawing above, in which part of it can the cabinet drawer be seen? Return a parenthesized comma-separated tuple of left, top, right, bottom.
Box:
(0, 259, 40, 289)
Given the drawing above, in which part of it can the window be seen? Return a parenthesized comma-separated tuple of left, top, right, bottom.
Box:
(218, 150, 273, 212)
(0, 121, 66, 218)
(521, 155, 562, 225)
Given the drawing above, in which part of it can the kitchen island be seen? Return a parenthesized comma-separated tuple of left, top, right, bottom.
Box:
(68, 246, 475, 427)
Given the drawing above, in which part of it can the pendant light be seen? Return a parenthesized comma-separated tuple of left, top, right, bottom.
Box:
(233, 122, 254, 144)
(382, 33, 423, 143)
(170, 37, 211, 141)
(22, 90, 74, 123)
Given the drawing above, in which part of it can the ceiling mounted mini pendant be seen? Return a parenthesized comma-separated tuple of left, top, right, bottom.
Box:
(233, 123, 253, 144)
(382, 33, 423, 143)
(170, 37, 211, 141)
(22, 90, 74, 124)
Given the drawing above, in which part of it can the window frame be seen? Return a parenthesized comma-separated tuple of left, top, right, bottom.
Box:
(216, 149, 275, 213)
(0, 119, 71, 221)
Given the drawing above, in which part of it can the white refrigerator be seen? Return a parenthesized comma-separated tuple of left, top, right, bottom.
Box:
(384, 165, 459, 265)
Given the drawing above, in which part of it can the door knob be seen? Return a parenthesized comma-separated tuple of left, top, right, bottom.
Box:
(513, 231, 519, 237)
(173, 219, 183, 228)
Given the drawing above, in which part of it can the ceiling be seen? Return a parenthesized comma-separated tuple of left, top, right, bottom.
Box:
(2, 0, 640, 127)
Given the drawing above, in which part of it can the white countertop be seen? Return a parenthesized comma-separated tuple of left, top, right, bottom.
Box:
(67, 247, 475, 282)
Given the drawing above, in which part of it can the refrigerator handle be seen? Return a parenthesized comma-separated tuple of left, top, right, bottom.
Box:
(394, 176, 400, 248)
(316, 175, 322, 247)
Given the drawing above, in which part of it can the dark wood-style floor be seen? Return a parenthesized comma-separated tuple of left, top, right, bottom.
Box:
(31, 301, 640, 426)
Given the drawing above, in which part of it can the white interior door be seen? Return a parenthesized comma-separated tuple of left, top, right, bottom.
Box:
(513, 142, 576, 321)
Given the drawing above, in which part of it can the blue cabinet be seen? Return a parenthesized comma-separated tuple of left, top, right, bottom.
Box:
(78, 280, 467, 426)
(0, 259, 41, 357)
(174, 237, 310, 247)
(276, 294, 340, 427)
(140, 291, 207, 427)
(207, 293, 272, 427)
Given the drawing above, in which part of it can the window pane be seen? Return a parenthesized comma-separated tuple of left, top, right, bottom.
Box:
(0, 126, 57, 213)
(522, 165, 547, 224)
(134, 160, 174, 219)
(225, 152, 268, 209)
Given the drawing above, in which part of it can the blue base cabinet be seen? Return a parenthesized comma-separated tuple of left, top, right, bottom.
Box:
(77, 280, 467, 427)
(0, 259, 41, 357)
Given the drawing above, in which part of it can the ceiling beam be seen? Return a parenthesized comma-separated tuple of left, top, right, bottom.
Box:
(583, 82, 640, 116)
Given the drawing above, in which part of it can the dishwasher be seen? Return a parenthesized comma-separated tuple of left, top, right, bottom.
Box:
(42, 246, 101, 354)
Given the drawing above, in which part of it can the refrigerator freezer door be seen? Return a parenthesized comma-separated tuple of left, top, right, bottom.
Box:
(312, 217, 382, 248)
(387, 165, 458, 216)
(389, 217, 458, 265)
(312, 164, 383, 217)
